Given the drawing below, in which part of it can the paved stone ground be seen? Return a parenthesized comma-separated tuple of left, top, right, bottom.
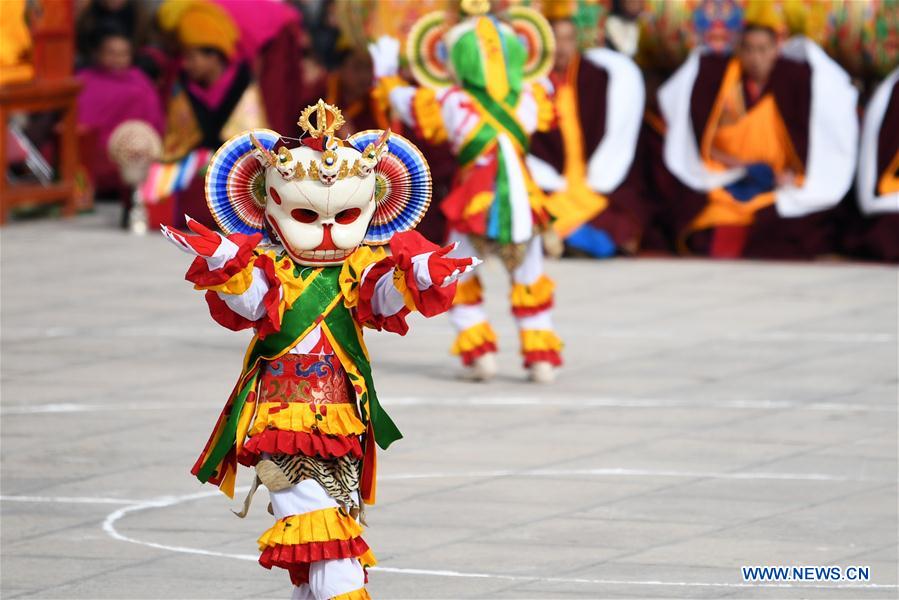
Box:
(2, 207, 897, 599)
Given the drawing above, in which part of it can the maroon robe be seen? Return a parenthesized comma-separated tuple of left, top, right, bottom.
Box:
(530, 56, 651, 254)
(841, 77, 899, 263)
(218, 0, 305, 137)
(258, 19, 305, 138)
(654, 53, 841, 259)
(640, 115, 684, 254)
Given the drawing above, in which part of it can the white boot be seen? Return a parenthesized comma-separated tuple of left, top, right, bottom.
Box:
(528, 361, 555, 384)
(463, 352, 497, 382)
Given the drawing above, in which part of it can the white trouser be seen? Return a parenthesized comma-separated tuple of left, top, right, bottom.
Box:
(446, 231, 555, 338)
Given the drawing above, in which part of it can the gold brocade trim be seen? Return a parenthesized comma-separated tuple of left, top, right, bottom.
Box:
(339, 246, 389, 309)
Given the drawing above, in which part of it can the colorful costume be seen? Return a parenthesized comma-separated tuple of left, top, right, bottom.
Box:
(318, 51, 454, 245)
(369, 2, 562, 382)
(163, 100, 478, 599)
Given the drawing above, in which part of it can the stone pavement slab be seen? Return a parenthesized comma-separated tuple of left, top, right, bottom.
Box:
(1, 208, 896, 599)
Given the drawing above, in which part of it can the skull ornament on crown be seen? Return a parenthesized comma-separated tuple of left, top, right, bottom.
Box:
(204, 99, 432, 267)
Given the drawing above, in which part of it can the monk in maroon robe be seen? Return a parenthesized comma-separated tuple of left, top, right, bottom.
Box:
(529, 18, 649, 257)
(655, 23, 858, 259)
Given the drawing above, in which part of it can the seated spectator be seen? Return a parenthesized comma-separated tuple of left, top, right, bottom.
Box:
(76, 0, 150, 68)
(529, 16, 648, 257)
(76, 22, 164, 197)
(655, 5, 858, 259)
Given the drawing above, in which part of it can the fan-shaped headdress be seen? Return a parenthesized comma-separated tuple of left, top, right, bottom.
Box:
(406, 2, 554, 102)
(204, 100, 431, 245)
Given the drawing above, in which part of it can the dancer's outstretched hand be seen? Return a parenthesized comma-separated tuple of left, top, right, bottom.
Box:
(390, 231, 481, 290)
(428, 242, 482, 288)
(160, 216, 227, 257)
(162, 216, 262, 262)
(368, 35, 400, 79)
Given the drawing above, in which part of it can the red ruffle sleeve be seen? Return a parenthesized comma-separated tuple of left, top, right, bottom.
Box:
(389, 231, 457, 318)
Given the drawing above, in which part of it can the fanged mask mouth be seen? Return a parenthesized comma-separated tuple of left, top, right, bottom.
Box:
(265, 216, 358, 264)
(296, 248, 355, 263)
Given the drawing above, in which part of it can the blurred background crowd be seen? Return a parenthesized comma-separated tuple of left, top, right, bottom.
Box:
(1, 0, 897, 261)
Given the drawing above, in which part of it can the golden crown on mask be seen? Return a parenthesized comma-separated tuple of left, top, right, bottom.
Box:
(251, 100, 390, 186)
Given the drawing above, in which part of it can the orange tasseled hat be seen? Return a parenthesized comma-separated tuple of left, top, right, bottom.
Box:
(158, 0, 239, 58)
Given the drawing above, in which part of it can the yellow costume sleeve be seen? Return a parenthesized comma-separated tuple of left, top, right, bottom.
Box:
(531, 82, 555, 133)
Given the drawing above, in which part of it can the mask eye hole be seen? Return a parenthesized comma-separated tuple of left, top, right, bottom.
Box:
(269, 187, 282, 205)
(291, 208, 318, 223)
(335, 208, 361, 224)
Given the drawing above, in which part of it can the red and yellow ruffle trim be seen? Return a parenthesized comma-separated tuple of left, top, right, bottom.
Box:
(260, 537, 372, 569)
(237, 429, 363, 466)
(198, 261, 255, 295)
(185, 237, 258, 292)
(510, 275, 555, 317)
(453, 276, 483, 305)
(192, 248, 315, 339)
(258, 507, 363, 547)
(258, 507, 376, 583)
(203, 253, 283, 338)
(390, 231, 457, 319)
(332, 588, 373, 600)
(451, 322, 498, 366)
(520, 329, 563, 367)
(354, 257, 414, 335)
(340, 245, 390, 310)
(249, 402, 366, 437)
(349, 231, 457, 333)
